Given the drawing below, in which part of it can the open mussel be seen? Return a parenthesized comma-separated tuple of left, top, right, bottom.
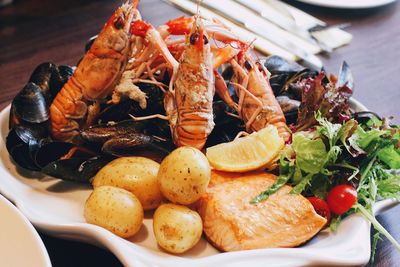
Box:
(98, 82, 165, 123)
(263, 55, 314, 99)
(31, 140, 111, 183)
(81, 120, 174, 157)
(7, 61, 76, 173)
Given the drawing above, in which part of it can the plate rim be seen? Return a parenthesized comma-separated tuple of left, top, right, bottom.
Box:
(294, 0, 397, 9)
(0, 194, 52, 267)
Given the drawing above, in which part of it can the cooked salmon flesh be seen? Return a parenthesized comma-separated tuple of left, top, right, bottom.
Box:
(198, 172, 327, 252)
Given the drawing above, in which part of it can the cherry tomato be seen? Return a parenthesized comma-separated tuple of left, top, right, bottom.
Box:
(307, 197, 331, 223)
(327, 185, 358, 215)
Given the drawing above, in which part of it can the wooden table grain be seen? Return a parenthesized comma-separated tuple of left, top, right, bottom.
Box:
(0, 0, 399, 266)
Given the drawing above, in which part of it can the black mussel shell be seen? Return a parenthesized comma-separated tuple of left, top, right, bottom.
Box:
(276, 95, 301, 125)
(16, 125, 48, 143)
(28, 62, 58, 95)
(6, 124, 51, 171)
(264, 55, 306, 74)
(81, 120, 148, 143)
(102, 133, 174, 157)
(263, 56, 313, 97)
(212, 100, 241, 126)
(11, 82, 49, 124)
(85, 35, 97, 53)
(98, 83, 165, 123)
(145, 119, 171, 139)
(213, 100, 229, 121)
(6, 128, 41, 171)
(352, 111, 382, 125)
(221, 65, 234, 82)
(49, 65, 74, 98)
(205, 123, 244, 148)
(81, 119, 173, 154)
(28, 62, 74, 105)
(337, 61, 354, 91)
(42, 155, 114, 183)
(34, 141, 77, 169)
(276, 95, 301, 113)
(9, 143, 40, 171)
(206, 103, 244, 148)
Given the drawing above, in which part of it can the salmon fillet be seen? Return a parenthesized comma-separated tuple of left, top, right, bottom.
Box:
(198, 172, 327, 251)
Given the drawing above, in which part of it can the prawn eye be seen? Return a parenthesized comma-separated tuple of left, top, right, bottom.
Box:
(190, 32, 199, 45)
(114, 16, 125, 29)
(244, 60, 252, 71)
(203, 35, 209, 45)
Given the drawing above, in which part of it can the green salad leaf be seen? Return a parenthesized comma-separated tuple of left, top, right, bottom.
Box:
(292, 134, 327, 174)
(377, 145, 400, 169)
(252, 113, 400, 256)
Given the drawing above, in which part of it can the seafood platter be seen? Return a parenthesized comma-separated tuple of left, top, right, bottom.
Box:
(1, 0, 399, 266)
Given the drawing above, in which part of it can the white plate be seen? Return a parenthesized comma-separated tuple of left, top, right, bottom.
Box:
(0, 101, 398, 267)
(0, 194, 51, 267)
(294, 0, 397, 9)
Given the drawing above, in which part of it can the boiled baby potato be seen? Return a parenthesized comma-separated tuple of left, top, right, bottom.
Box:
(158, 146, 211, 205)
(84, 185, 143, 238)
(93, 157, 162, 210)
(153, 203, 202, 254)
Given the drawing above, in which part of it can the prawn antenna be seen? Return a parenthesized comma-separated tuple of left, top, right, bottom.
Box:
(196, 0, 202, 16)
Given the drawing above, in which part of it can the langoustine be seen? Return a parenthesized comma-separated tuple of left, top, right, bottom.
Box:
(165, 16, 215, 150)
(49, 1, 138, 141)
(130, 16, 242, 150)
(216, 51, 291, 142)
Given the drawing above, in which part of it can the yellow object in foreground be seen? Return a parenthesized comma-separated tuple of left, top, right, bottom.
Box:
(206, 125, 285, 172)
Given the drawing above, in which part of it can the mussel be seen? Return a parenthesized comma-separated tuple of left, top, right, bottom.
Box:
(85, 35, 97, 53)
(276, 95, 301, 125)
(337, 61, 354, 91)
(263, 55, 314, 99)
(97, 82, 165, 123)
(7, 61, 74, 173)
(10, 82, 49, 127)
(81, 120, 174, 157)
(6, 128, 42, 171)
(42, 155, 114, 183)
(7, 82, 50, 171)
(27, 62, 74, 104)
(352, 111, 382, 125)
(49, 65, 74, 97)
(206, 101, 244, 147)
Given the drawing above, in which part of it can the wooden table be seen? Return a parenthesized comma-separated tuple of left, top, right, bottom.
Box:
(0, 0, 399, 266)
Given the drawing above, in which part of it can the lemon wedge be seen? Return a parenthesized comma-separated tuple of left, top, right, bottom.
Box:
(206, 125, 285, 172)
